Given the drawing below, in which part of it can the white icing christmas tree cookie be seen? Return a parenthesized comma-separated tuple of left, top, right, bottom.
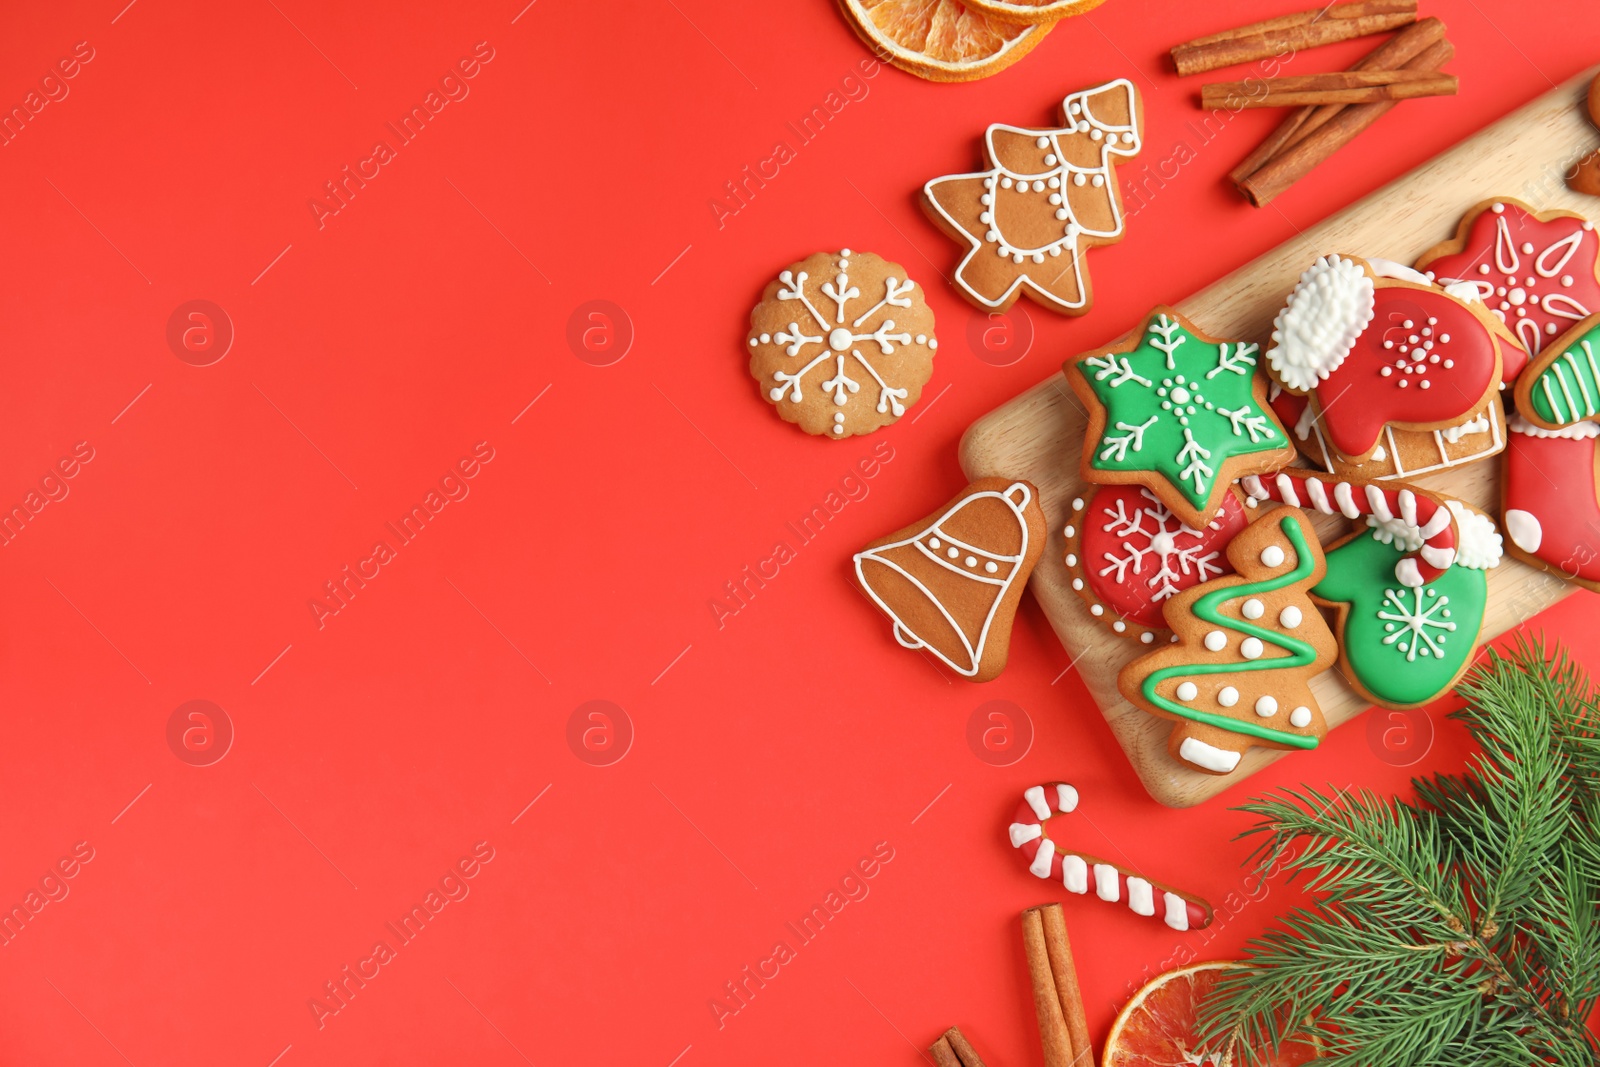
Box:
(923, 79, 1142, 316)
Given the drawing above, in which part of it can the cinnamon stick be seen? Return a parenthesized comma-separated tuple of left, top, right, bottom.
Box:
(1038, 905, 1094, 1067)
(1229, 17, 1446, 185)
(1172, 0, 1417, 78)
(930, 1035, 964, 1067)
(1238, 36, 1454, 207)
(945, 1028, 988, 1067)
(1179, 0, 1415, 47)
(1202, 70, 1455, 110)
(1022, 907, 1076, 1067)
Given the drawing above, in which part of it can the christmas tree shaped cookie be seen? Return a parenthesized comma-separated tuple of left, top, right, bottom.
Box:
(1312, 500, 1501, 710)
(1119, 507, 1337, 776)
(1515, 313, 1600, 428)
(922, 78, 1141, 316)
(1068, 307, 1296, 529)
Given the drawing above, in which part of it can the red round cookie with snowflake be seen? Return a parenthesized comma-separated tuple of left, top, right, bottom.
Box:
(1064, 485, 1249, 641)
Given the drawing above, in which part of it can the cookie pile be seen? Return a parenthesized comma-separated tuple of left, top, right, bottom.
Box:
(1058, 198, 1600, 775)
(785, 74, 1595, 781)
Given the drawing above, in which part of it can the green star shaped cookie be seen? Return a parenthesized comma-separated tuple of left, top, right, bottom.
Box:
(1066, 307, 1296, 528)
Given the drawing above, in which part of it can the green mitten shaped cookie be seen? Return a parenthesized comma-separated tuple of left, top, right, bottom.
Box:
(1312, 501, 1500, 710)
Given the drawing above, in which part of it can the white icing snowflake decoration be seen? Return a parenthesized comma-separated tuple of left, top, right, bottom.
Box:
(753, 250, 937, 436)
(1098, 489, 1227, 602)
(1378, 585, 1456, 661)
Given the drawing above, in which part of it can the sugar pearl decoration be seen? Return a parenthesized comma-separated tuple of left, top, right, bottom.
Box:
(1289, 706, 1313, 728)
(1217, 686, 1239, 707)
(1255, 696, 1278, 717)
(1242, 598, 1264, 620)
(1204, 630, 1227, 651)
(1280, 605, 1303, 628)
(1260, 545, 1286, 568)
(1240, 637, 1264, 660)
(1176, 681, 1198, 701)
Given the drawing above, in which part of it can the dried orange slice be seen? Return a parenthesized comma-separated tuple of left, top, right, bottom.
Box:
(965, 0, 1111, 26)
(837, 0, 1050, 82)
(1104, 961, 1320, 1067)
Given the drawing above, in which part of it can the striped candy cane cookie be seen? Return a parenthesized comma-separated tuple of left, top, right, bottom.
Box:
(1239, 471, 1457, 587)
(1007, 783, 1212, 931)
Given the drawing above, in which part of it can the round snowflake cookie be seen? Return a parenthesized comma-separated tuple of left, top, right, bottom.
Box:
(747, 250, 937, 438)
(1064, 485, 1249, 642)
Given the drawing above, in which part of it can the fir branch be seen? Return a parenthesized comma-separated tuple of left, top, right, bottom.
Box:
(1197, 638, 1600, 1067)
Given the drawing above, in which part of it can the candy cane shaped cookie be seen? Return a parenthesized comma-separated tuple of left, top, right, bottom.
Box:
(1007, 783, 1213, 931)
(1239, 471, 1457, 587)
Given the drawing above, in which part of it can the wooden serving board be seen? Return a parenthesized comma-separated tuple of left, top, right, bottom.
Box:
(960, 68, 1599, 808)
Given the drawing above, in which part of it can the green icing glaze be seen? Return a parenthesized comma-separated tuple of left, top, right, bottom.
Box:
(1528, 318, 1600, 425)
(1140, 513, 1322, 750)
(1078, 311, 1281, 512)
(1313, 527, 1486, 707)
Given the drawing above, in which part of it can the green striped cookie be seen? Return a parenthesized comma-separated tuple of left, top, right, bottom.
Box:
(1522, 315, 1600, 428)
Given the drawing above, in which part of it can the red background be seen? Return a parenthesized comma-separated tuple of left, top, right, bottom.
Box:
(0, 1, 1595, 1064)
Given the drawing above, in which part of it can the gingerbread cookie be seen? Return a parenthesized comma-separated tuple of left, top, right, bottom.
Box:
(1514, 313, 1600, 428)
(923, 78, 1141, 315)
(1119, 507, 1338, 776)
(1265, 254, 1504, 462)
(1269, 382, 1505, 480)
(1007, 782, 1212, 930)
(1068, 307, 1295, 529)
(1063, 485, 1248, 643)
(1313, 498, 1500, 710)
(1414, 200, 1600, 369)
(854, 478, 1046, 680)
(1501, 413, 1600, 593)
(747, 249, 937, 438)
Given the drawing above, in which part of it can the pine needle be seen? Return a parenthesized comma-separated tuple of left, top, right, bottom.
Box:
(1196, 637, 1600, 1067)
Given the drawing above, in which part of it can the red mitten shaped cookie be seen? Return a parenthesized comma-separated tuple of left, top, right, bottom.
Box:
(1267, 379, 1506, 481)
(1265, 254, 1503, 461)
(1118, 507, 1338, 776)
(854, 479, 1046, 680)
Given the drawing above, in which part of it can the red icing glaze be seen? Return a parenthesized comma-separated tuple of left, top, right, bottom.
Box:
(1313, 287, 1498, 458)
(1420, 203, 1600, 378)
(1269, 386, 1309, 439)
(1503, 428, 1600, 585)
(1078, 485, 1247, 628)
